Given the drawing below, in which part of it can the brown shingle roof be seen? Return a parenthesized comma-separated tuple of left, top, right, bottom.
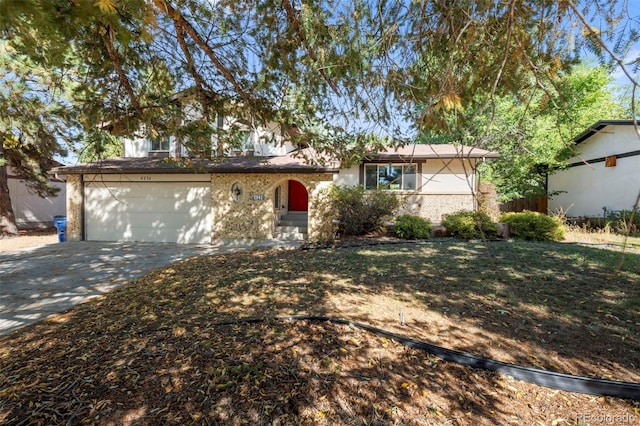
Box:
(53, 144, 498, 175)
(53, 151, 338, 175)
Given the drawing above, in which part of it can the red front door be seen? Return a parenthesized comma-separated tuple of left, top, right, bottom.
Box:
(288, 180, 308, 211)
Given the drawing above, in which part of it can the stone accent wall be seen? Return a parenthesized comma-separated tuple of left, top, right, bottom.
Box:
(397, 193, 475, 224)
(65, 174, 83, 242)
(211, 173, 333, 241)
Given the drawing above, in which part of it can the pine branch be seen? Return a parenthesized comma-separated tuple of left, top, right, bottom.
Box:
(100, 25, 142, 115)
(175, 24, 210, 119)
(281, 0, 341, 96)
(153, 0, 254, 109)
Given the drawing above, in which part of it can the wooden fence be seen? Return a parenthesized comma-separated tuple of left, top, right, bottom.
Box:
(500, 197, 548, 214)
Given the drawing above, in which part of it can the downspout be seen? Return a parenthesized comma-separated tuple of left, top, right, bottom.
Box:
(81, 175, 86, 241)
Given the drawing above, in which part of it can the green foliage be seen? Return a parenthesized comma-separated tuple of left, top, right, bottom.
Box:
(2, 0, 639, 233)
(500, 211, 565, 241)
(393, 215, 431, 240)
(0, 40, 68, 198)
(330, 185, 399, 236)
(4, 1, 636, 162)
(420, 63, 628, 201)
(578, 210, 640, 236)
(608, 210, 640, 236)
(442, 211, 499, 239)
(77, 129, 123, 162)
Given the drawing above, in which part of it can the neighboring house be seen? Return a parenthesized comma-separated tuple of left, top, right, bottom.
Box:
(548, 120, 640, 218)
(55, 123, 497, 243)
(7, 165, 66, 229)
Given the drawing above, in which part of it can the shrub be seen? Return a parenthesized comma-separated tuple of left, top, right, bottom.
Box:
(441, 210, 499, 239)
(564, 210, 640, 236)
(330, 185, 399, 236)
(500, 211, 565, 241)
(393, 214, 432, 239)
(607, 210, 640, 236)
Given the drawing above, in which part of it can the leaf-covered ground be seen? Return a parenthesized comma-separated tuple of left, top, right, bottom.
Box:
(1, 240, 640, 425)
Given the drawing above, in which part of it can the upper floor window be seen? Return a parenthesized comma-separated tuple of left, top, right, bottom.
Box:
(150, 136, 170, 152)
(364, 164, 416, 191)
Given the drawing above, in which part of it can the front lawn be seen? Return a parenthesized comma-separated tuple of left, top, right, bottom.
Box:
(1, 240, 639, 424)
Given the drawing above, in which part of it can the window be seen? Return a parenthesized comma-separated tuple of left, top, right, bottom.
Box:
(364, 164, 416, 191)
(150, 136, 170, 152)
(274, 185, 282, 209)
(240, 131, 254, 151)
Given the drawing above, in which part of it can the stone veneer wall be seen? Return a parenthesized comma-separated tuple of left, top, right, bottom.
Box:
(65, 174, 84, 242)
(397, 193, 475, 224)
(211, 173, 333, 241)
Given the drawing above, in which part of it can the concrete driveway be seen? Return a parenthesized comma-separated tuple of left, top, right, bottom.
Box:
(0, 240, 300, 336)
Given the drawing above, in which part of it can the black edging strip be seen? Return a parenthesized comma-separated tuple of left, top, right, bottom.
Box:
(100, 315, 640, 401)
(280, 316, 640, 401)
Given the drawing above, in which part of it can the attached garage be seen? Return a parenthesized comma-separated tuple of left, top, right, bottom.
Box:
(56, 155, 340, 243)
(83, 174, 212, 244)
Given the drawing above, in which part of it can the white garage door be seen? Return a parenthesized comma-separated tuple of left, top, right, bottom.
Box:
(84, 179, 212, 244)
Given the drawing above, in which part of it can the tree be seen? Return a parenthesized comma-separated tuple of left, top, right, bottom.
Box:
(420, 64, 627, 201)
(0, 40, 69, 235)
(1, 0, 639, 232)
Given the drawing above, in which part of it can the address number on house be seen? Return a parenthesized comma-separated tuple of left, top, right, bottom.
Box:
(250, 194, 265, 201)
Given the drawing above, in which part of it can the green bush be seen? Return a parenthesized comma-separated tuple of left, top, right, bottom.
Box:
(441, 210, 499, 239)
(330, 185, 399, 236)
(500, 211, 565, 241)
(393, 214, 432, 239)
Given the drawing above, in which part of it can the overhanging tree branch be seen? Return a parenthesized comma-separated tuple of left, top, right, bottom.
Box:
(100, 25, 142, 115)
(152, 0, 254, 110)
(281, 0, 341, 97)
(175, 24, 210, 118)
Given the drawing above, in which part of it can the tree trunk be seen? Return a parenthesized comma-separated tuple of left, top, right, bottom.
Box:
(0, 164, 19, 236)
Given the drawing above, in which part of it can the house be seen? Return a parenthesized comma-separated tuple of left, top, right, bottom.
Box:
(54, 123, 497, 243)
(7, 165, 66, 229)
(548, 120, 640, 218)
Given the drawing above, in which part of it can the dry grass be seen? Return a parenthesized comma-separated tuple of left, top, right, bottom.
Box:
(1, 240, 640, 425)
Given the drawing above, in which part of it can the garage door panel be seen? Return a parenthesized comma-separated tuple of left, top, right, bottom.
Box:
(85, 181, 212, 244)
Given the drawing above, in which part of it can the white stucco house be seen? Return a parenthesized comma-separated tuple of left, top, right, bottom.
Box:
(548, 120, 640, 218)
(7, 165, 66, 229)
(54, 120, 497, 243)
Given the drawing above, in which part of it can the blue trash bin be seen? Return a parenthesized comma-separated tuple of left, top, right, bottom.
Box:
(52, 216, 67, 242)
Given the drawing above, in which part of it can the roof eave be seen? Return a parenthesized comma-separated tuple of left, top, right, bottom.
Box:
(53, 165, 339, 175)
(365, 153, 499, 161)
(574, 120, 639, 145)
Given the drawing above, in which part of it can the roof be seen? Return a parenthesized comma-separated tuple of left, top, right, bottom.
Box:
(364, 144, 499, 161)
(53, 144, 498, 175)
(574, 120, 639, 144)
(53, 150, 339, 175)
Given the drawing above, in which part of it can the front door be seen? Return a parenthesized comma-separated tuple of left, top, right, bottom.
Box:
(288, 180, 308, 211)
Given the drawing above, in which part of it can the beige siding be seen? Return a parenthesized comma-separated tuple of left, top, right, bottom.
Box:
(334, 165, 360, 187)
(421, 158, 476, 194)
(8, 167, 66, 228)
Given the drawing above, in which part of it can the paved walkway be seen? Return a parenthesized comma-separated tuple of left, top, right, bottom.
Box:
(0, 240, 301, 336)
